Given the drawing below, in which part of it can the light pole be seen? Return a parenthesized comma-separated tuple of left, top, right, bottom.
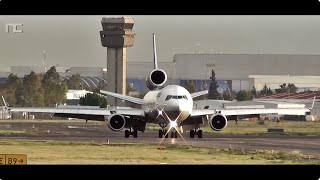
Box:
(225, 80, 231, 101)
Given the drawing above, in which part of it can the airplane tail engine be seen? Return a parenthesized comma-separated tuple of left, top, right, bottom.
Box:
(146, 69, 167, 90)
(107, 114, 126, 131)
(209, 113, 228, 131)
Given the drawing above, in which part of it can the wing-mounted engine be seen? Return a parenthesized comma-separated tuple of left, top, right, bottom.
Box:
(106, 114, 126, 131)
(209, 113, 228, 131)
(146, 69, 167, 90)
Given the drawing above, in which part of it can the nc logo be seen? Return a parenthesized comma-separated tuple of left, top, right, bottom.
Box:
(5, 24, 24, 33)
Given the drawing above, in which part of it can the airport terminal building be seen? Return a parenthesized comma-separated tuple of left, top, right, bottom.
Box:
(1, 53, 320, 93)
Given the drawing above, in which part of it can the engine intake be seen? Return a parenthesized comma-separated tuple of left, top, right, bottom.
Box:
(107, 114, 126, 131)
(209, 114, 228, 131)
(146, 69, 167, 90)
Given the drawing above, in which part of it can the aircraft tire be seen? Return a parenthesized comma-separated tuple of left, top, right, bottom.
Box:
(198, 130, 203, 138)
(165, 131, 169, 138)
(159, 130, 163, 138)
(133, 130, 138, 138)
(125, 130, 129, 138)
(190, 130, 195, 138)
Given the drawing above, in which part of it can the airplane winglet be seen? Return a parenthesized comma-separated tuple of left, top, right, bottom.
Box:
(1, 96, 8, 110)
(310, 96, 316, 110)
(153, 33, 158, 69)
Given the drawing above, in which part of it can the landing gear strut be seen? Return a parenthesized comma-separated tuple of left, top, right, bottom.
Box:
(190, 129, 202, 138)
(125, 128, 138, 138)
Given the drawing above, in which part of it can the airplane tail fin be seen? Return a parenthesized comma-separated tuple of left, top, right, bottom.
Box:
(2, 95, 8, 110)
(153, 33, 158, 69)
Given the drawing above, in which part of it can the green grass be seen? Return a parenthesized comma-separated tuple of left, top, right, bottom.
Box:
(0, 139, 318, 164)
(0, 130, 27, 135)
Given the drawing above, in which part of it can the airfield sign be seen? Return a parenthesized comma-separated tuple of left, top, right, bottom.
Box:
(0, 154, 27, 165)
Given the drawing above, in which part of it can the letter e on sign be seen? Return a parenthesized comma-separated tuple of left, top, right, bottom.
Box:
(0, 154, 4, 165)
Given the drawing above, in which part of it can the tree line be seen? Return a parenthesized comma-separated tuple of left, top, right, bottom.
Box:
(0, 66, 304, 107)
(183, 69, 301, 101)
(0, 66, 109, 108)
(0, 66, 67, 107)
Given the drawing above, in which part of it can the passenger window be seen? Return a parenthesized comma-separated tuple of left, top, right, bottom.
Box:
(178, 96, 183, 99)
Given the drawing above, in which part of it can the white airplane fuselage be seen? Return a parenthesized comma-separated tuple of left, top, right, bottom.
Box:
(141, 85, 193, 125)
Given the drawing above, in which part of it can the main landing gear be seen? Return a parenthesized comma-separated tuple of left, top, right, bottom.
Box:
(190, 129, 202, 138)
(125, 128, 138, 138)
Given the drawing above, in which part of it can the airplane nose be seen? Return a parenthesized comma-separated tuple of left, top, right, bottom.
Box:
(163, 100, 190, 121)
(178, 101, 189, 112)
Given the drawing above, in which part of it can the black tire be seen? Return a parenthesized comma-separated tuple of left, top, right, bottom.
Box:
(165, 130, 169, 138)
(133, 130, 138, 138)
(174, 131, 178, 138)
(159, 130, 163, 138)
(171, 131, 175, 138)
(190, 130, 195, 138)
(198, 130, 203, 138)
(125, 130, 129, 138)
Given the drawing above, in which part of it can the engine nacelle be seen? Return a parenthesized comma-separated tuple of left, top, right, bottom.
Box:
(209, 113, 228, 131)
(146, 69, 167, 90)
(107, 114, 126, 131)
(305, 115, 315, 122)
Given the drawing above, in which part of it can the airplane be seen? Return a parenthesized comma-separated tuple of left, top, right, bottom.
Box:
(3, 33, 313, 139)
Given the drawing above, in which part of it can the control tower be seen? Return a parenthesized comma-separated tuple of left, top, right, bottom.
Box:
(100, 17, 135, 106)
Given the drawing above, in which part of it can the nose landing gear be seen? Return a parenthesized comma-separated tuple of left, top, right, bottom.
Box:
(158, 123, 178, 138)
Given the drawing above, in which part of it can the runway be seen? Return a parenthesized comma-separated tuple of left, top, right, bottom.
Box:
(0, 120, 319, 156)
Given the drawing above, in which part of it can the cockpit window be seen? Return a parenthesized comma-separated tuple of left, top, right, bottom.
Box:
(165, 95, 188, 100)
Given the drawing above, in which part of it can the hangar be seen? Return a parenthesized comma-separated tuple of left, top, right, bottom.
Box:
(1, 53, 320, 93)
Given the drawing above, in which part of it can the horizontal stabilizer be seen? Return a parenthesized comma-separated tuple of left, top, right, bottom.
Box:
(100, 90, 145, 105)
(191, 90, 208, 98)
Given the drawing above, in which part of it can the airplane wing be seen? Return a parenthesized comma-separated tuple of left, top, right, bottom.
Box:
(190, 90, 208, 99)
(8, 107, 145, 121)
(191, 108, 310, 117)
(9, 107, 110, 115)
(100, 90, 145, 105)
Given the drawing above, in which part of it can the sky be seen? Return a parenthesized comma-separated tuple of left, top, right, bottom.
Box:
(1, 15, 320, 71)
